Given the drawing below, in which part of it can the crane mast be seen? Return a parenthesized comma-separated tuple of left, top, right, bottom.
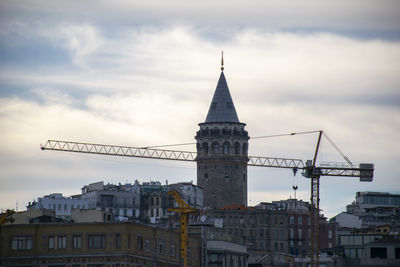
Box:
(41, 137, 374, 266)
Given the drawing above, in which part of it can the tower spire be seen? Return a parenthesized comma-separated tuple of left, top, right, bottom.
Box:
(221, 50, 224, 71)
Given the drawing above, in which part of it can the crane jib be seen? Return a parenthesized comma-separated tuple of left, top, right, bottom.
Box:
(40, 139, 374, 180)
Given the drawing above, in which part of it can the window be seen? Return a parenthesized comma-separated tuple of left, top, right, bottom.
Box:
(308, 217, 311, 225)
(371, 247, 387, 259)
(137, 236, 143, 250)
(116, 234, 121, 249)
(290, 216, 294, 225)
(48, 236, 55, 249)
(298, 216, 302, 225)
(298, 229, 302, 239)
(395, 247, 400, 259)
(280, 242, 284, 251)
(223, 142, 230, 154)
(259, 229, 264, 238)
(145, 240, 150, 252)
(328, 230, 332, 239)
(212, 142, 219, 154)
(234, 142, 240, 154)
(170, 244, 176, 257)
(73, 235, 82, 249)
(11, 236, 33, 250)
(58, 236, 67, 249)
(274, 229, 278, 238)
(290, 228, 294, 239)
(88, 235, 106, 249)
(242, 143, 247, 155)
(280, 230, 284, 239)
(158, 242, 165, 254)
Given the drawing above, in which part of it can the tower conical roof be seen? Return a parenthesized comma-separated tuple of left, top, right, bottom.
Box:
(205, 72, 240, 123)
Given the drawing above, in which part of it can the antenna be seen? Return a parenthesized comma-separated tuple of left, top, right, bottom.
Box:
(221, 50, 224, 71)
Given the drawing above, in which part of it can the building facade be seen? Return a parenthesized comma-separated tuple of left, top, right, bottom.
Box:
(346, 192, 400, 216)
(195, 64, 249, 209)
(205, 209, 289, 254)
(81, 181, 141, 221)
(27, 193, 88, 220)
(0, 222, 201, 267)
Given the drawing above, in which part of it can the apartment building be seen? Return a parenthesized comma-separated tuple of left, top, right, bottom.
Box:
(27, 193, 89, 220)
(0, 222, 201, 267)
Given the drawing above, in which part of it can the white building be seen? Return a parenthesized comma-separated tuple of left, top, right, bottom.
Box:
(81, 181, 141, 221)
(169, 182, 203, 209)
(330, 212, 362, 228)
(27, 193, 88, 220)
(347, 192, 400, 215)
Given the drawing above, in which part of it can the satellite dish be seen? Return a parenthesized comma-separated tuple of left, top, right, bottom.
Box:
(201, 215, 206, 222)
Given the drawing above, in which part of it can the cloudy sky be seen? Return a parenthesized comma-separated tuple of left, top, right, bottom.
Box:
(1, 0, 399, 218)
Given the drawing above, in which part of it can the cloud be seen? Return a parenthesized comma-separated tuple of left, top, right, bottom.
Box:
(0, 2, 399, 216)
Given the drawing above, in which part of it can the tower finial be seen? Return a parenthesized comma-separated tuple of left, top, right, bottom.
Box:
(221, 50, 224, 71)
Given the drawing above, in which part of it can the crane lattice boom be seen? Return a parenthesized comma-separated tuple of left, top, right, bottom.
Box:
(40, 140, 374, 180)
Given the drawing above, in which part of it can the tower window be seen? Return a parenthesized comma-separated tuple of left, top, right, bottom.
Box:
(234, 142, 240, 155)
(202, 142, 208, 154)
(223, 142, 230, 154)
(212, 142, 219, 154)
(204, 173, 208, 181)
(242, 143, 248, 155)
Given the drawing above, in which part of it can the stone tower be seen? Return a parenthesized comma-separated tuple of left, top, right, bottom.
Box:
(195, 57, 249, 209)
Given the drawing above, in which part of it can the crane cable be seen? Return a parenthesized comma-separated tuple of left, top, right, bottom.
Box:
(140, 130, 353, 166)
(322, 132, 353, 165)
(141, 130, 322, 149)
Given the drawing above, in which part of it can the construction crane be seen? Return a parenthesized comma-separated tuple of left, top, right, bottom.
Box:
(167, 190, 198, 267)
(41, 131, 374, 267)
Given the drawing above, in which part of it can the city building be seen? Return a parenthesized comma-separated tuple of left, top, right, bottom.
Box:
(27, 193, 88, 220)
(140, 181, 171, 224)
(0, 222, 201, 267)
(205, 208, 289, 254)
(81, 181, 141, 221)
(169, 182, 203, 209)
(361, 237, 400, 266)
(195, 61, 249, 209)
(346, 192, 400, 216)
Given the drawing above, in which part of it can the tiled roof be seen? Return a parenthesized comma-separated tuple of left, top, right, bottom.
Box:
(205, 72, 240, 123)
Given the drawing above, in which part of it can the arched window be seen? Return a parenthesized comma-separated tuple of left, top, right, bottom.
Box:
(202, 142, 208, 154)
(223, 142, 230, 154)
(234, 142, 240, 155)
(212, 142, 219, 154)
(242, 143, 248, 155)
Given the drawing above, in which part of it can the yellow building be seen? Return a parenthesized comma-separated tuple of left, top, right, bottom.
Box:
(0, 222, 201, 267)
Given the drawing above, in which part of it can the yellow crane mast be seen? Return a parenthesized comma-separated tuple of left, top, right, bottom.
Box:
(167, 190, 198, 267)
(0, 209, 15, 225)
